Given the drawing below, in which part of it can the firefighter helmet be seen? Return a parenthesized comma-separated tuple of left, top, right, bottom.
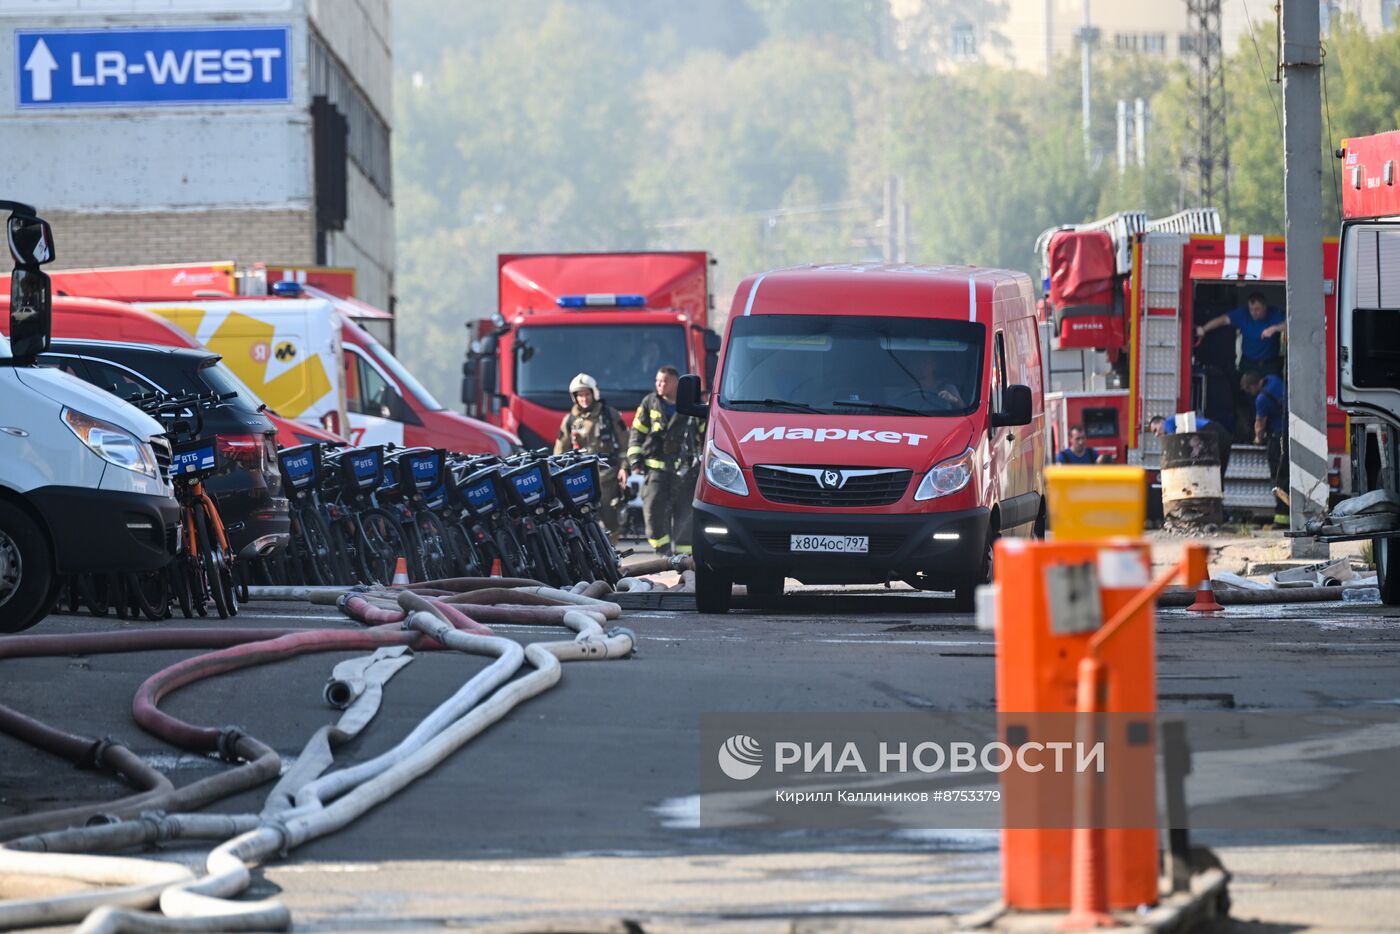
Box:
(569, 372, 600, 399)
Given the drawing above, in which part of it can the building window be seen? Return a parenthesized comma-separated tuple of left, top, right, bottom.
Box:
(1143, 33, 1167, 53)
(1114, 32, 1140, 51)
(1178, 32, 1197, 55)
(950, 22, 977, 60)
(309, 33, 392, 199)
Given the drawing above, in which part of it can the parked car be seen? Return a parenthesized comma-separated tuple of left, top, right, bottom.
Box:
(37, 340, 290, 562)
(0, 201, 178, 632)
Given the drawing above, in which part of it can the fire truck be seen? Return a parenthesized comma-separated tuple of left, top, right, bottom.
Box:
(1036, 209, 1348, 515)
(461, 252, 722, 450)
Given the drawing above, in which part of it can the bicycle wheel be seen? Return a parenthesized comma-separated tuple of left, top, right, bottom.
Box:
(541, 526, 571, 587)
(398, 518, 428, 582)
(585, 520, 621, 586)
(194, 503, 231, 619)
(77, 574, 110, 617)
(171, 558, 195, 619)
(414, 510, 456, 580)
(128, 567, 170, 621)
(357, 509, 406, 585)
(565, 536, 594, 584)
(294, 508, 330, 586)
(447, 523, 482, 577)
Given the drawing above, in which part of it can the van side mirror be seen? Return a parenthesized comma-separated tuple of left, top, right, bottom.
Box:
(9, 267, 52, 362)
(6, 210, 55, 267)
(991, 384, 1033, 427)
(4, 203, 56, 364)
(676, 373, 708, 418)
(702, 328, 722, 387)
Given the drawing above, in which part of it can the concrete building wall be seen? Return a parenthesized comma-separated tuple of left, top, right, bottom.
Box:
(0, 0, 393, 309)
(306, 0, 393, 308)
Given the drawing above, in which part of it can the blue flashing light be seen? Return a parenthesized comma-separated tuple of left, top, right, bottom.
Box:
(271, 280, 304, 297)
(555, 293, 647, 308)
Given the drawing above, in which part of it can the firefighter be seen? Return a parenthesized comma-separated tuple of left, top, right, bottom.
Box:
(627, 365, 704, 557)
(1241, 368, 1289, 527)
(555, 373, 629, 541)
(1195, 291, 1287, 376)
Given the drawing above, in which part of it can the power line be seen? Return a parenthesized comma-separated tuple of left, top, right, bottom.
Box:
(1321, 43, 1343, 221)
(1243, 0, 1284, 139)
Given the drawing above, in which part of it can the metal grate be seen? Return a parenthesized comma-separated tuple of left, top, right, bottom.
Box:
(753, 465, 911, 508)
(150, 436, 172, 477)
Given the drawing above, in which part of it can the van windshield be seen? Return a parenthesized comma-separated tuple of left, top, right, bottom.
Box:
(719, 315, 985, 417)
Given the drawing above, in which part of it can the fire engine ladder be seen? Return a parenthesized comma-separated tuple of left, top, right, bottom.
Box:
(1130, 210, 1224, 470)
(1144, 208, 1222, 236)
(1131, 232, 1190, 471)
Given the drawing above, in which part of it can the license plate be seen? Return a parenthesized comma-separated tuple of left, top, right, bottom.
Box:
(790, 534, 869, 554)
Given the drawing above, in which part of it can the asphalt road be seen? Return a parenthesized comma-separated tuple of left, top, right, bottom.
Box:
(2, 591, 1399, 931)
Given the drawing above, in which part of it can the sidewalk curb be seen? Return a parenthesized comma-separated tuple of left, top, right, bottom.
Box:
(952, 849, 1230, 933)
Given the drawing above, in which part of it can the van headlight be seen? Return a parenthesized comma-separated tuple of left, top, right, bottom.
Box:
(914, 447, 974, 501)
(704, 441, 749, 497)
(62, 408, 159, 479)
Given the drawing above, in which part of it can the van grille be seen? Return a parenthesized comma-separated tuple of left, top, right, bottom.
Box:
(150, 436, 173, 477)
(753, 465, 911, 507)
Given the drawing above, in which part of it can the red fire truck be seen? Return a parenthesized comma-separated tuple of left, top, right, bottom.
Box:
(1036, 209, 1348, 515)
(461, 252, 722, 450)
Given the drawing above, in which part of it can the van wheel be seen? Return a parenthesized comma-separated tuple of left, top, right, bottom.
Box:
(0, 501, 56, 633)
(952, 524, 998, 613)
(1376, 536, 1400, 606)
(695, 563, 733, 614)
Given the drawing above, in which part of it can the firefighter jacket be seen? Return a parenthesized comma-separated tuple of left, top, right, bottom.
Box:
(554, 400, 627, 468)
(627, 392, 705, 476)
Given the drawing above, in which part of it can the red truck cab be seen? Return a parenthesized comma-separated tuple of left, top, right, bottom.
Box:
(463, 252, 721, 449)
(678, 264, 1046, 613)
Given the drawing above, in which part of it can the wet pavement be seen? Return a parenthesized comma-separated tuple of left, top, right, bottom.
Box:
(1, 592, 1398, 930)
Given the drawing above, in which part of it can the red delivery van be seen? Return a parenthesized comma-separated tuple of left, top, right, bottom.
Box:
(677, 263, 1046, 613)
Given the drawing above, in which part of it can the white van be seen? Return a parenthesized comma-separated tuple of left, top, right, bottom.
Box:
(0, 202, 178, 632)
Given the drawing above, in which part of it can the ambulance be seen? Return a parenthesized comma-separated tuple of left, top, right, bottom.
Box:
(677, 263, 1046, 613)
(4, 263, 518, 455)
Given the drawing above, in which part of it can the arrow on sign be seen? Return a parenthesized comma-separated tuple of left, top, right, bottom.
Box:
(24, 39, 58, 102)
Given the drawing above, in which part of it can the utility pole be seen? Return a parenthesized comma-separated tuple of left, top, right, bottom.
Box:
(1281, 0, 1329, 557)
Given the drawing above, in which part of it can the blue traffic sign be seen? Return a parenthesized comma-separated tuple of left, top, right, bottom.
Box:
(15, 26, 291, 109)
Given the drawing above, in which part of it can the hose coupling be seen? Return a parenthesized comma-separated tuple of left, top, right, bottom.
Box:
(84, 736, 119, 771)
(216, 727, 247, 763)
(606, 626, 638, 657)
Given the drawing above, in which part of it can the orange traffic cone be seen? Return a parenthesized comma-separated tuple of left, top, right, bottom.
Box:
(1186, 577, 1223, 613)
(391, 556, 410, 587)
(489, 556, 503, 578)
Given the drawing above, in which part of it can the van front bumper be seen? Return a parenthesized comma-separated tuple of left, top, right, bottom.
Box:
(692, 501, 991, 590)
(29, 486, 180, 573)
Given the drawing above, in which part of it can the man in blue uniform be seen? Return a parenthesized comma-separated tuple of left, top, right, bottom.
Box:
(1055, 424, 1108, 464)
(1195, 292, 1287, 375)
(1242, 369, 1289, 526)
